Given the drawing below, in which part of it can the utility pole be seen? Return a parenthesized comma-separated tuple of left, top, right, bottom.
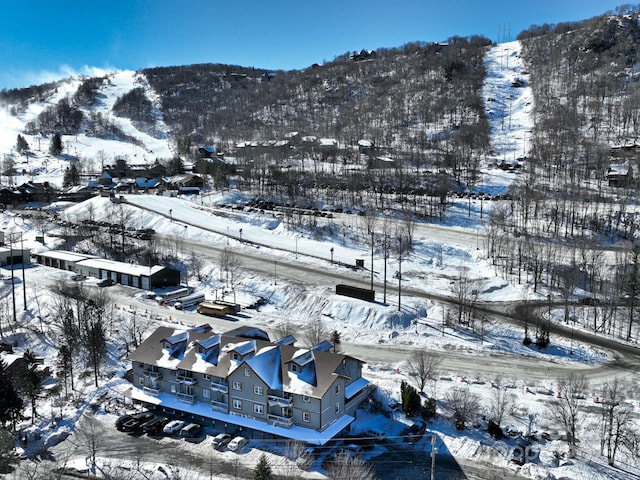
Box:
(9, 235, 16, 322)
(370, 231, 374, 290)
(20, 232, 26, 310)
(430, 434, 437, 480)
(398, 237, 402, 312)
(383, 233, 388, 304)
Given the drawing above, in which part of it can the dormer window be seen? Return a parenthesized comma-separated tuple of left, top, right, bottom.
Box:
(290, 364, 298, 373)
(232, 352, 240, 361)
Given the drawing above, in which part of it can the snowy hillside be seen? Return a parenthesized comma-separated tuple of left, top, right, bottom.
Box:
(1, 40, 639, 480)
(0, 70, 173, 188)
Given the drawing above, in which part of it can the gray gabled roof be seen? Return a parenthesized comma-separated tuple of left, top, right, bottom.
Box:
(128, 325, 367, 399)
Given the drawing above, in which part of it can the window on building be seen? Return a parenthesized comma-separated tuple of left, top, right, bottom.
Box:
(290, 364, 298, 373)
(202, 389, 210, 399)
(170, 384, 177, 393)
(232, 381, 242, 391)
(232, 352, 240, 360)
(202, 373, 210, 380)
(335, 402, 340, 414)
(138, 377, 145, 386)
(244, 368, 251, 377)
(254, 404, 264, 415)
(335, 384, 341, 395)
(303, 412, 310, 423)
(254, 386, 264, 396)
(233, 399, 242, 410)
(303, 395, 310, 403)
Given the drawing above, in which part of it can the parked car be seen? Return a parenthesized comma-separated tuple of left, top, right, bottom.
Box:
(115, 414, 133, 430)
(179, 423, 202, 438)
(71, 274, 86, 281)
(97, 278, 115, 287)
(212, 433, 232, 450)
(227, 436, 247, 452)
(141, 416, 169, 435)
(117, 411, 154, 433)
(163, 419, 186, 435)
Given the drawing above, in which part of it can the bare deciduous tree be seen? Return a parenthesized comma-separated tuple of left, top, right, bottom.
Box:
(548, 373, 588, 457)
(599, 377, 634, 466)
(327, 451, 376, 480)
(486, 380, 516, 427)
(406, 348, 441, 394)
(303, 318, 329, 347)
(445, 387, 481, 430)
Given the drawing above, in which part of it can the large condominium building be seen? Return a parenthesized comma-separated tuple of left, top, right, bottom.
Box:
(127, 324, 372, 445)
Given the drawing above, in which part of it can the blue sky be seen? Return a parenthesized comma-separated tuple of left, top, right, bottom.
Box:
(0, 0, 626, 90)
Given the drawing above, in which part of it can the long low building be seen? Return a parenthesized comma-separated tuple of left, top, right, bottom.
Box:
(128, 325, 372, 445)
(0, 246, 30, 267)
(33, 249, 180, 289)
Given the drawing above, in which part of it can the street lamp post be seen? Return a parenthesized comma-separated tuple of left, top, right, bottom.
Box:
(295, 237, 298, 259)
(330, 247, 334, 264)
(274, 260, 277, 286)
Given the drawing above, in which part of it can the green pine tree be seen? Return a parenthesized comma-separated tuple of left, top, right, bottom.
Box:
(252, 454, 272, 480)
(49, 133, 63, 155)
(16, 135, 29, 153)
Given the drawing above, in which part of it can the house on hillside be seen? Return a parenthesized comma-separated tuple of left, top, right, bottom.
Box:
(19, 182, 56, 203)
(128, 324, 372, 445)
(198, 146, 216, 158)
(607, 163, 632, 188)
(135, 177, 161, 192)
(164, 174, 204, 192)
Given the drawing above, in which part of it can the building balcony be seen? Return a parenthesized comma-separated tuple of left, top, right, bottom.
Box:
(143, 386, 161, 396)
(144, 369, 162, 380)
(211, 381, 228, 393)
(267, 413, 294, 428)
(211, 400, 228, 412)
(176, 392, 196, 404)
(268, 394, 293, 407)
(176, 374, 197, 385)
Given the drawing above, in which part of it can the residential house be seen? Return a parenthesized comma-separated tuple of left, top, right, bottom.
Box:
(128, 324, 372, 445)
(607, 163, 632, 188)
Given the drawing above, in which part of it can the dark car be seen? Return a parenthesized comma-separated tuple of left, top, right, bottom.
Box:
(141, 416, 170, 435)
(118, 412, 154, 433)
(115, 414, 133, 430)
(179, 423, 202, 438)
(212, 433, 232, 450)
(97, 278, 115, 287)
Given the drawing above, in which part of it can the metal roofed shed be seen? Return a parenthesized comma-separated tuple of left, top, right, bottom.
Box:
(72, 257, 180, 289)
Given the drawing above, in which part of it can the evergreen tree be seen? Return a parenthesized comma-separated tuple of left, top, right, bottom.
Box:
(400, 380, 422, 417)
(49, 133, 63, 155)
(62, 163, 80, 188)
(330, 330, 341, 353)
(166, 156, 185, 176)
(0, 359, 21, 429)
(0, 428, 18, 474)
(56, 344, 74, 398)
(14, 350, 42, 424)
(15, 135, 29, 154)
(252, 454, 273, 480)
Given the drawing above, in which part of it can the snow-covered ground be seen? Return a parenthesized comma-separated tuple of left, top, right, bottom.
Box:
(1, 42, 639, 479)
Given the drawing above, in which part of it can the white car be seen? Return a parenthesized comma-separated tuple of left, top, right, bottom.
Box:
(227, 436, 247, 452)
(162, 419, 186, 434)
